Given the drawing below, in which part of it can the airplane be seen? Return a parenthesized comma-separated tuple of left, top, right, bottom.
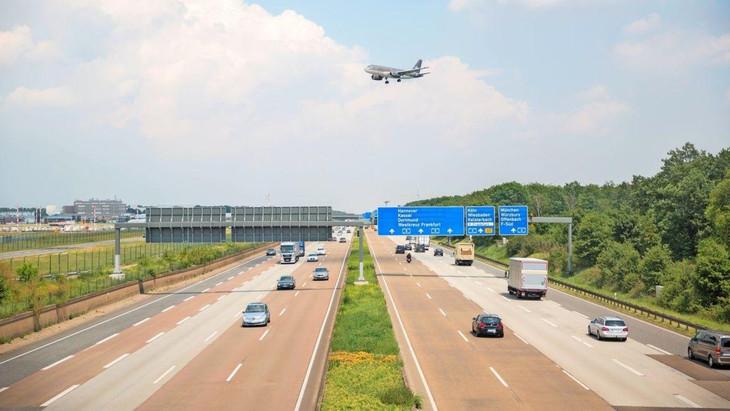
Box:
(364, 59, 430, 84)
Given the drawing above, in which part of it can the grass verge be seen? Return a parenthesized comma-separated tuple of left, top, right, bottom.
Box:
(321, 233, 420, 410)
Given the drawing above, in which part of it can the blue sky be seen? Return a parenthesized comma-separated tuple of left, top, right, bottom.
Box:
(0, 0, 728, 212)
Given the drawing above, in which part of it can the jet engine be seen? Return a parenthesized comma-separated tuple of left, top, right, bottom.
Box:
(371, 74, 383, 81)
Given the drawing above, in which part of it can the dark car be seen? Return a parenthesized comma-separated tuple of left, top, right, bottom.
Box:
(472, 313, 504, 337)
(404, 244, 412, 251)
(415, 244, 426, 253)
(266, 248, 276, 256)
(277, 275, 296, 290)
(433, 248, 444, 256)
(688, 330, 730, 368)
(395, 245, 405, 254)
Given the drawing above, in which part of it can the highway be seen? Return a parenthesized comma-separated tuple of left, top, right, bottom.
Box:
(366, 232, 730, 410)
(0, 238, 351, 410)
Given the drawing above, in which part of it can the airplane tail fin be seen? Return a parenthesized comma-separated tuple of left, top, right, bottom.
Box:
(413, 59, 423, 70)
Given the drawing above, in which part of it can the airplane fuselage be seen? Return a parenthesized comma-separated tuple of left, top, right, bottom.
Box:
(364, 60, 429, 83)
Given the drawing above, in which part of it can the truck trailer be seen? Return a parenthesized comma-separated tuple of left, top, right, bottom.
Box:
(454, 243, 474, 266)
(507, 257, 548, 299)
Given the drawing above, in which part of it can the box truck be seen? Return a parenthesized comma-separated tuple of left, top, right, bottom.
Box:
(507, 258, 548, 299)
(454, 243, 474, 266)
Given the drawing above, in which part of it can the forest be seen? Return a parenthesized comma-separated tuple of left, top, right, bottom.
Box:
(407, 143, 730, 323)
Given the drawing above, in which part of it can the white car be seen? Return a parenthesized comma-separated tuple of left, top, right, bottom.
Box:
(307, 253, 319, 262)
(588, 316, 628, 341)
(317, 247, 326, 255)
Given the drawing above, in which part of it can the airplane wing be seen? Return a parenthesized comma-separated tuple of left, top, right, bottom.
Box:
(396, 67, 429, 75)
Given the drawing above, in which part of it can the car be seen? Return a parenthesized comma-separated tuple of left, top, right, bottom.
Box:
(265, 248, 276, 256)
(472, 313, 504, 337)
(433, 247, 444, 256)
(339, 237, 346, 243)
(414, 244, 426, 253)
(242, 302, 270, 327)
(346, 229, 351, 233)
(313, 267, 330, 281)
(317, 247, 326, 255)
(588, 316, 628, 341)
(307, 253, 319, 262)
(404, 244, 412, 251)
(277, 275, 296, 290)
(688, 329, 730, 368)
(395, 245, 405, 254)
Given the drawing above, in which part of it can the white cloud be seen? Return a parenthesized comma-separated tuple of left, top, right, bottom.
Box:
(4, 86, 76, 108)
(622, 13, 661, 34)
(576, 84, 608, 100)
(0, 26, 62, 66)
(559, 85, 628, 136)
(449, 0, 566, 11)
(614, 28, 730, 73)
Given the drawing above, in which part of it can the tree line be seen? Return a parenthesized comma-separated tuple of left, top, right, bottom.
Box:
(408, 143, 730, 323)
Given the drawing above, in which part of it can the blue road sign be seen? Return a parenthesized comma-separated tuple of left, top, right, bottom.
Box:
(377, 207, 465, 236)
(499, 206, 528, 236)
(362, 212, 372, 220)
(465, 206, 496, 236)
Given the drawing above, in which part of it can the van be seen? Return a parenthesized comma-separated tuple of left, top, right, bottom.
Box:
(688, 329, 730, 368)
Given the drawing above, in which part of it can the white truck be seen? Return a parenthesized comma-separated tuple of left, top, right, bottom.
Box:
(417, 236, 430, 250)
(279, 241, 299, 264)
(507, 257, 548, 299)
(454, 243, 474, 266)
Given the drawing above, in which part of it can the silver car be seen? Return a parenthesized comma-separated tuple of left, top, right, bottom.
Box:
(688, 330, 730, 368)
(313, 267, 329, 281)
(242, 302, 270, 327)
(588, 316, 628, 341)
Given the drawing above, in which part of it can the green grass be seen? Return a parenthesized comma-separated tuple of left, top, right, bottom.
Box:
(0, 228, 143, 253)
(322, 233, 419, 410)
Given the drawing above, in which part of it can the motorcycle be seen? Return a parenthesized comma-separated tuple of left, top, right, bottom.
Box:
(406, 253, 412, 263)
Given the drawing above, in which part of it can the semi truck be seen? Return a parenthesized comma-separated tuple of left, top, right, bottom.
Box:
(507, 257, 548, 299)
(280, 242, 299, 264)
(454, 243, 474, 266)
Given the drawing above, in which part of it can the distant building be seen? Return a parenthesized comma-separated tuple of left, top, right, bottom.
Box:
(46, 205, 60, 215)
(45, 214, 76, 225)
(74, 198, 127, 220)
(62, 205, 75, 214)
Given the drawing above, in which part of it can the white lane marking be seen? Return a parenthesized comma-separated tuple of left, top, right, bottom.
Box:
(257, 294, 263, 299)
(227, 276, 234, 280)
(41, 384, 80, 407)
(234, 310, 242, 317)
(547, 300, 561, 307)
(417, 282, 422, 288)
(542, 319, 558, 328)
(370, 244, 438, 411)
(183, 296, 194, 302)
(103, 353, 130, 369)
(133, 317, 150, 327)
(439, 308, 446, 317)
(448, 283, 454, 288)
(239, 271, 245, 275)
(612, 359, 644, 376)
(259, 330, 269, 341)
(95, 333, 119, 346)
(162, 305, 175, 313)
(518, 305, 531, 313)
(302, 282, 307, 287)
(462, 293, 471, 302)
(457, 330, 469, 342)
(295, 291, 300, 297)
(500, 296, 510, 302)
(226, 363, 243, 382)
(674, 394, 701, 408)
(199, 304, 211, 312)
(562, 369, 590, 390)
(572, 310, 588, 319)
(571, 335, 582, 343)
(647, 344, 671, 355)
(215, 281, 223, 286)
(177, 316, 191, 325)
(217, 296, 225, 301)
(426, 293, 432, 300)
(153, 366, 176, 384)
(513, 333, 529, 345)
(204, 331, 218, 343)
(0, 387, 8, 393)
(583, 341, 593, 348)
(201, 288, 210, 293)
(489, 367, 509, 388)
(279, 308, 287, 316)
(475, 281, 483, 285)
(42, 355, 74, 370)
(146, 332, 164, 344)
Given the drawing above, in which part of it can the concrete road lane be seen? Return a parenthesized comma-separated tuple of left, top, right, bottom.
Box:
(410, 240, 730, 409)
(368, 233, 611, 410)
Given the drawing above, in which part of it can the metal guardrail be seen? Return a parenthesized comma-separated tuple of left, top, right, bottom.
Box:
(435, 240, 704, 335)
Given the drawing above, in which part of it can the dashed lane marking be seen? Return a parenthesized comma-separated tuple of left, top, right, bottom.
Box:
(103, 353, 130, 369)
(489, 367, 509, 388)
(146, 332, 164, 344)
(562, 370, 590, 390)
(40, 385, 79, 407)
(42, 355, 74, 371)
(133, 318, 150, 327)
(176, 316, 191, 325)
(153, 366, 176, 384)
(226, 363, 243, 382)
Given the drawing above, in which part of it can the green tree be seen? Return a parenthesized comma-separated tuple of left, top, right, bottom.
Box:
(639, 244, 671, 292)
(705, 170, 730, 248)
(574, 212, 614, 268)
(16, 262, 39, 283)
(596, 241, 641, 291)
(693, 238, 730, 307)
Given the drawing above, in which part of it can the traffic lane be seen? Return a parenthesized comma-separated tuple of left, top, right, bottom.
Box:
(139, 240, 349, 411)
(370, 234, 609, 410)
(0, 255, 278, 407)
(47, 252, 291, 410)
(0, 253, 272, 388)
(416, 252, 730, 409)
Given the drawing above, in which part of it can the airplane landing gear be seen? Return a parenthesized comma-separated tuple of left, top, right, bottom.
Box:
(397, 79, 401, 82)
(385, 80, 390, 84)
